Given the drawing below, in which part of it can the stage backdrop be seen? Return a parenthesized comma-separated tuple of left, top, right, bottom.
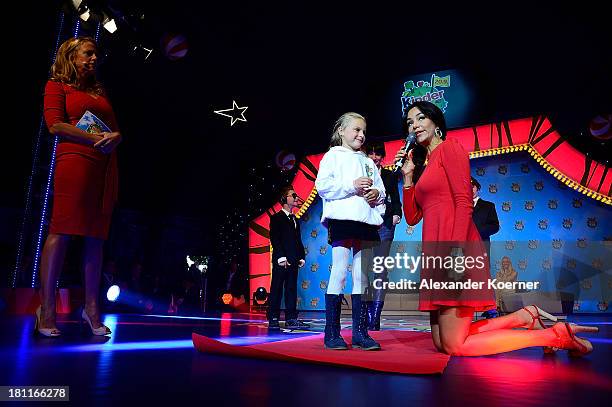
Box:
(249, 117, 611, 312)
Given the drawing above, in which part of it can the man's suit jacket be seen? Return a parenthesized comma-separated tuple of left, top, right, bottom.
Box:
(472, 198, 500, 241)
(380, 168, 402, 228)
(269, 211, 306, 264)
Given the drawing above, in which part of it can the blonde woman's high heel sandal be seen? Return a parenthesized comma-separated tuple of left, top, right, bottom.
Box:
(34, 306, 61, 337)
(81, 308, 111, 336)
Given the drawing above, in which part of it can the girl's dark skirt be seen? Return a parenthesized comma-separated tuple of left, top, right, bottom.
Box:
(327, 219, 380, 245)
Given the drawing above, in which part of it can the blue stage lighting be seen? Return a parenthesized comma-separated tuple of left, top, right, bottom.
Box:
(107, 285, 120, 302)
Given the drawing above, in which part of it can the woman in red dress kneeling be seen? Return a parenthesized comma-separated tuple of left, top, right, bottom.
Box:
(394, 101, 597, 356)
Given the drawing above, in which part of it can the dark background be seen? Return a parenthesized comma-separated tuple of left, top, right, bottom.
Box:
(2, 2, 610, 305)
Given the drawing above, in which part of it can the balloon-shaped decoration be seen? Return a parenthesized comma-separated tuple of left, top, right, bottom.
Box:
(589, 114, 612, 141)
(275, 150, 296, 171)
(161, 33, 189, 61)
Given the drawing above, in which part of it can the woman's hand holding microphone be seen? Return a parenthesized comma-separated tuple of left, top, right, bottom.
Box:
(394, 149, 415, 188)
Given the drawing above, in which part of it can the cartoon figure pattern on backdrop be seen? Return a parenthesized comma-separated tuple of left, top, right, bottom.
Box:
(295, 152, 610, 312)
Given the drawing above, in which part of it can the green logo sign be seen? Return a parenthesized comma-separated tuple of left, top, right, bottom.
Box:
(401, 74, 450, 115)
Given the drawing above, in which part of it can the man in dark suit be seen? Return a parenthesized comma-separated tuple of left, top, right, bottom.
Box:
(365, 142, 402, 330)
(471, 177, 500, 318)
(268, 186, 309, 330)
(471, 177, 500, 244)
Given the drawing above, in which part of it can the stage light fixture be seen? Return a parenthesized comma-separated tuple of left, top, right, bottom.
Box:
(186, 255, 210, 274)
(134, 45, 154, 61)
(222, 293, 233, 305)
(102, 16, 117, 33)
(71, 0, 92, 21)
(69, 1, 118, 34)
(106, 285, 120, 302)
(253, 287, 268, 305)
(186, 256, 195, 268)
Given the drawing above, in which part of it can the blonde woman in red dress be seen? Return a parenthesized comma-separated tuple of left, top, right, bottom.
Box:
(395, 101, 597, 356)
(36, 37, 120, 337)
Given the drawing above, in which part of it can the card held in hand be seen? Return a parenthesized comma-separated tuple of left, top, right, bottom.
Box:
(76, 110, 111, 134)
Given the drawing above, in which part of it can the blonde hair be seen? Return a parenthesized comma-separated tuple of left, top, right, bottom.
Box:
(500, 256, 515, 273)
(50, 36, 103, 95)
(329, 112, 366, 148)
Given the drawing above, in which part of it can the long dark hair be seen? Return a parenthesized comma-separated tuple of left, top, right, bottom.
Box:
(401, 101, 447, 185)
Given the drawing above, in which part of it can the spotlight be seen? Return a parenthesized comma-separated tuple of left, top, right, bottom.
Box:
(186, 255, 195, 268)
(72, 0, 90, 21)
(186, 255, 210, 274)
(130, 44, 154, 61)
(222, 293, 233, 305)
(102, 16, 118, 33)
(106, 285, 120, 302)
(253, 287, 268, 305)
(68, 1, 121, 34)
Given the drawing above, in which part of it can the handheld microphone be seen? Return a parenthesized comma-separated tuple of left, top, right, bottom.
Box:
(393, 132, 417, 173)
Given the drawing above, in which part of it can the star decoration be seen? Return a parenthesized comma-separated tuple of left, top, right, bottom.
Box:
(214, 100, 248, 126)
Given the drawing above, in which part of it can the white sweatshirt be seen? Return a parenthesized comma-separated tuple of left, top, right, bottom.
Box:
(315, 146, 386, 226)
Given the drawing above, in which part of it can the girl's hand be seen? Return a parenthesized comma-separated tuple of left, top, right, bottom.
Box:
(364, 188, 379, 205)
(353, 176, 373, 195)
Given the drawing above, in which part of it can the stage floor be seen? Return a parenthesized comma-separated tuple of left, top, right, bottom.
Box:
(2, 311, 610, 405)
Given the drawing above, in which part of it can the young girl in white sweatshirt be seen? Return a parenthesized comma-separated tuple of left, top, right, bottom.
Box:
(315, 112, 386, 350)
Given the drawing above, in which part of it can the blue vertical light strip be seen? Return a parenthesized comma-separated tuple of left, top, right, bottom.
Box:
(73, 19, 81, 38)
(95, 22, 101, 41)
(13, 11, 65, 288)
(30, 15, 82, 288)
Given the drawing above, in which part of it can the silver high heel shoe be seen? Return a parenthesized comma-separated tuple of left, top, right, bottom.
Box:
(34, 305, 61, 337)
(81, 308, 111, 336)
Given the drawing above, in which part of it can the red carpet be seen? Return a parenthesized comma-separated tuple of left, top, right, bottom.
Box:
(193, 330, 450, 374)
